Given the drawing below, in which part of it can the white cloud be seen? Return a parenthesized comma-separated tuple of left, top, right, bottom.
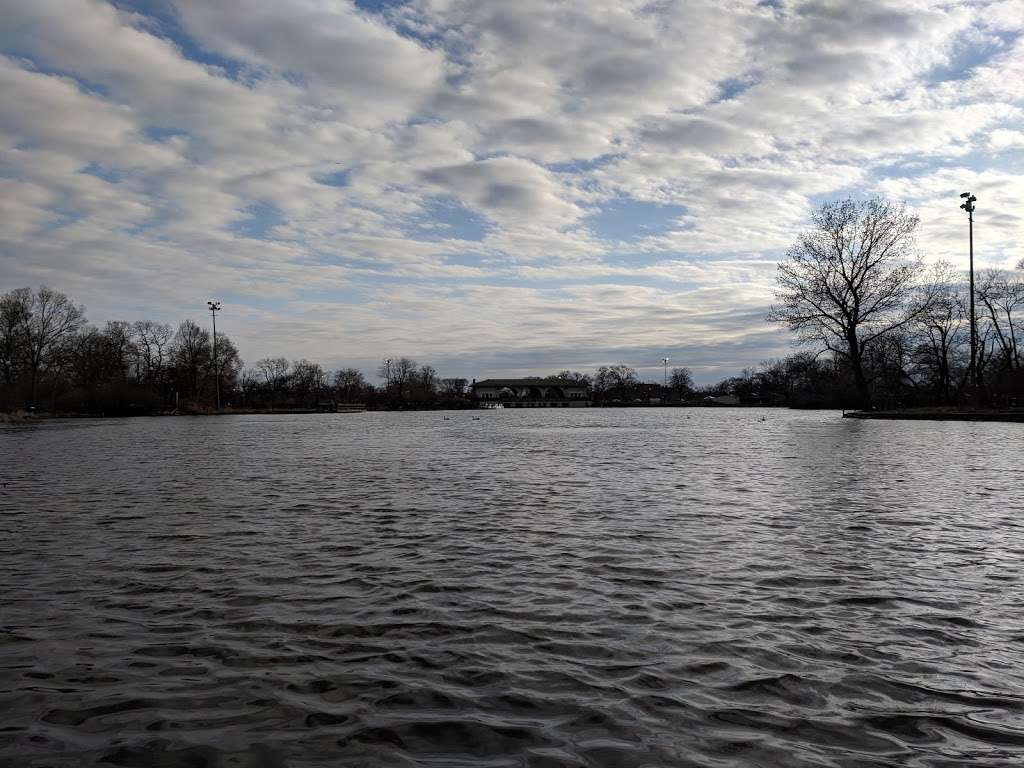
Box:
(1, 0, 1022, 380)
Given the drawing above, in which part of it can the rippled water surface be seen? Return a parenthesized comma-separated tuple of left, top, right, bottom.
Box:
(3, 409, 1024, 767)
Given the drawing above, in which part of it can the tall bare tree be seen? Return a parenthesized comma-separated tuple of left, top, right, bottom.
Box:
(910, 265, 967, 404)
(131, 320, 173, 385)
(669, 366, 694, 394)
(333, 367, 368, 402)
(595, 364, 638, 401)
(767, 197, 931, 408)
(173, 320, 211, 402)
(21, 286, 86, 407)
(377, 357, 418, 401)
(0, 288, 31, 389)
(256, 357, 290, 409)
(292, 359, 327, 407)
(976, 268, 1022, 373)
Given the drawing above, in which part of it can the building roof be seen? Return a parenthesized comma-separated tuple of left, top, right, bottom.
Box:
(471, 377, 589, 388)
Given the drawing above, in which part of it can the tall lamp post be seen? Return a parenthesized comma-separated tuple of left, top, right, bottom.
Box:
(661, 357, 669, 389)
(207, 301, 221, 410)
(959, 192, 977, 395)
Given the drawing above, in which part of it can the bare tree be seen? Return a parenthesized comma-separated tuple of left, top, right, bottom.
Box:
(132, 320, 173, 386)
(439, 377, 467, 398)
(669, 366, 694, 394)
(415, 364, 438, 401)
(595, 364, 638, 401)
(767, 197, 931, 409)
(0, 288, 31, 389)
(976, 268, 1022, 372)
(256, 357, 290, 409)
(102, 321, 135, 384)
(909, 263, 967, 404)
(240, 367, 261, 407)
(377, 357, 418, 401)
(21, 286, 86, 407)
(212, 335, 243, 405)
(333, 367, 368, 402)
(292, 359, 327, 407)
(555, 370, 593, 385)
(173, 320, 211, 402)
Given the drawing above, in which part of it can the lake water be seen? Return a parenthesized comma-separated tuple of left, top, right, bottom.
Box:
(2, 409, 1024, 767)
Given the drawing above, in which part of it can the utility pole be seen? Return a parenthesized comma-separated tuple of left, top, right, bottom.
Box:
(959, 193, 977, 398)
(661, 357, 669, 388)
(207, 301, 221, 410)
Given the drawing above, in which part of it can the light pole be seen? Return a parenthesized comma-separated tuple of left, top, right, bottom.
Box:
(207, 301, 221, 410)
(661, 357, 669, 389)
(959, 192, 977, 396)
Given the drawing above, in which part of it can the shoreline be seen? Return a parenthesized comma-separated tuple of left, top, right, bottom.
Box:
(844, 408, 1024, 423)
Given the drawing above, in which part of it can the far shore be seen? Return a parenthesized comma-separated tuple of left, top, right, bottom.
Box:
(5, 403, 791, 421)
(844, 408, 1024, 423)
(10, 405, 1023, 424)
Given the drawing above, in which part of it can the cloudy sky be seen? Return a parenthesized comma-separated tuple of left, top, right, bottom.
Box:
(2, 0, 1022, 383)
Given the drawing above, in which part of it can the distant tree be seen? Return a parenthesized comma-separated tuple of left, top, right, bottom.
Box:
(415, 365, 438, 399)
(377, 357, 418, 401)
(173, 320, 211, 402)
(291, 359, 327, 407)
(864, 331, 916, 409)
(440, 377, 468, 397)
(669, 366, 694, 394)
(102, 321, 135, 384)
(0, 288, 31, 390)
(18, 286, 87, 407)
(212, 334, 243, 405)
(767, 197, 932, 409)
(555, 370, 593, 385)
(976, 268, 1022, 373)
(131, 320, 173, 387)
(909, 263, 967, 404)
(595, 364, 638, 402)
(240, 367, 261, 407)
(333, 367, 368, 402)
(256, 357, 290, 409)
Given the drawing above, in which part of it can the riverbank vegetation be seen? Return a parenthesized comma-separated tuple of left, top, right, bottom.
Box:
(768, 198, 1023, 411)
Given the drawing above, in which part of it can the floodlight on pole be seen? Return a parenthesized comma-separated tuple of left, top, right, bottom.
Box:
(661, 357, 669, 388)
(958, 193, 978, 396)
(207, 301, 221, 410)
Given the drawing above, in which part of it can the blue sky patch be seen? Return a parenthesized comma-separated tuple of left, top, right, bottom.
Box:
(81, 162, 124, 183)
(231, 202, 284, 240)
(316, 169, 351, 188)
(404, 198, 489, 242)
(713, 76, 756, 103)
(925, 30, 1019, 84)
(111, 1, 250, 81)
(587, 198, 685, 242)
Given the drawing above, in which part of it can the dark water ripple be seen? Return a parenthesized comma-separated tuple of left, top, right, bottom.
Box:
(2, 409, 1024, 766)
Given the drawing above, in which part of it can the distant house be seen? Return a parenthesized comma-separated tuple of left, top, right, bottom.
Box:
(471, 378, 591, 407)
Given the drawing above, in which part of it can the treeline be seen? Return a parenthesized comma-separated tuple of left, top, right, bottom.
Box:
(5, 258, 1022, 415)
(1, 286, 243, 414)
(767, 198, 1024, 410)
(0, 287, 482, 414)
(710, 261, 1023, 410)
